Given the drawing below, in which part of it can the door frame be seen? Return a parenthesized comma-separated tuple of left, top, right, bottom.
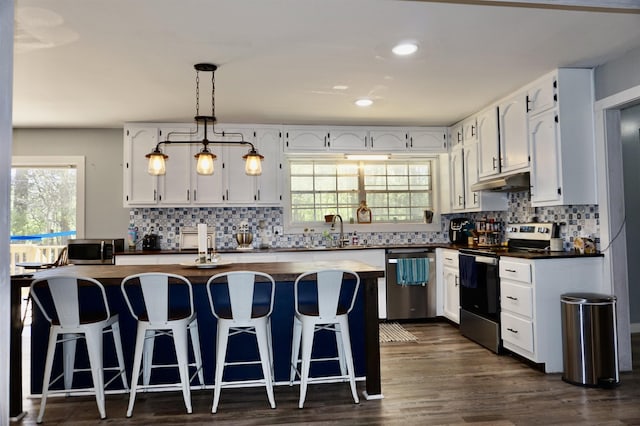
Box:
(594, 84, 640, 371)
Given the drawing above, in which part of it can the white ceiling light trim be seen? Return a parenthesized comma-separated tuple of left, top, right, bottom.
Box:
(392, 42, 419, 56)
(355, 98, 373, 107)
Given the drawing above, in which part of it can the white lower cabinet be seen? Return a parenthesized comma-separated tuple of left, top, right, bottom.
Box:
(440, 249, 459, 324)
(499, 256, 603, 373)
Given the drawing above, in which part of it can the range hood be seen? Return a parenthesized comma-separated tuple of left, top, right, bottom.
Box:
(470, 172, 530, 192)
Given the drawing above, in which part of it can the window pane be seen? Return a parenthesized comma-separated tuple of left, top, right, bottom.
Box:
(289, 159, 434, 225)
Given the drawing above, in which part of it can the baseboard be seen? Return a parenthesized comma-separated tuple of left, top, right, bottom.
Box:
(630, 322, 640, 334)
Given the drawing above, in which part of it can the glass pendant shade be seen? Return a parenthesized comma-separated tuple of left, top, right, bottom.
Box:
(146, 150, 168, 175)
(195, 148, 216, 175)
(243, 150, 264, 176)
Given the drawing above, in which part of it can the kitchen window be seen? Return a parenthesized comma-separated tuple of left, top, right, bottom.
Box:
(288, 158, 436, 226)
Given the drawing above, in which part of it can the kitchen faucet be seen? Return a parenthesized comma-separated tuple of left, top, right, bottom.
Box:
(331, 214, 348, 248)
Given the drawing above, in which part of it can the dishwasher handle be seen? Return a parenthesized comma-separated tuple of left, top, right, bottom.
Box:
(388, 257, 434, 264)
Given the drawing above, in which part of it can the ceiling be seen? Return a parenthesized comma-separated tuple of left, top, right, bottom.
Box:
(12, 0, 640, 129)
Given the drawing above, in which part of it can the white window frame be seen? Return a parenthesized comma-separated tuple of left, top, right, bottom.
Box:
(11, 156, 86, 239)
(283, 154, 442, 234)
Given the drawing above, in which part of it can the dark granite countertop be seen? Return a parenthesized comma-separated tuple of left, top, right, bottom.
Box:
(116, 243, 602, 260)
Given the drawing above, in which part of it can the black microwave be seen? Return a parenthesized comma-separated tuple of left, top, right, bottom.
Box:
(67, 239, 125, 265)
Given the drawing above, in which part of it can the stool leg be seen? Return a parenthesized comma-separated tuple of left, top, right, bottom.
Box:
(62, 332, 78, 393)
(212, 321, 230, 414)
(335, 324, 347, 376)
(267, 318, 275, 383)
(255, 321, 276, 409)
(172, 325, 193, 414)
(85, 327, 107, 419)
(142, 329, 155, 387)
(37, 328, 59, 423)
(298, 322, 315, 409)
(338, 317, 359, 404)
(289, 317, 302, 385)
(127, 324, 147, 417)
(111, 320, 129, 389)
(188, 319, 205, 386)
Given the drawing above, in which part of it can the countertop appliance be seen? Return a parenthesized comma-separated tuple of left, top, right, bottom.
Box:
(449, 218, 470, 244)
(458, 222, 558, 353)
(142, 233, 161, 250)
(67, 238, 125, 265)
(385, 248, 436, 320)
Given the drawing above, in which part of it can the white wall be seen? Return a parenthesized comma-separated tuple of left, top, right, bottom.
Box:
(621, 104, 640, 325)
(12, 128, 130, 239)
(1, 1, 14, 423)
(594, 45, 640, 101)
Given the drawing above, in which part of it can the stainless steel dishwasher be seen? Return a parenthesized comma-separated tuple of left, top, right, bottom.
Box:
(385, 249, 437, 320)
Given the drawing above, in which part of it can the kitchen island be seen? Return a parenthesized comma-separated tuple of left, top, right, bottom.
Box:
(10, 260, 384, 417)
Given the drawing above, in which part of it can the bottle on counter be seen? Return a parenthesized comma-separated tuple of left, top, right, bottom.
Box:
(351, 232, 359, 246)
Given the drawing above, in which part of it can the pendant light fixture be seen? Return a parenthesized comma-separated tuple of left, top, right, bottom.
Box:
(146, 63, 264, 176)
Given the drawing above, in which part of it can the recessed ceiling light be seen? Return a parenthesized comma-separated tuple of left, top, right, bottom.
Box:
(355, 98, 373, 107)
(392, 42, 418, 56)
(333, 85, 349, 90)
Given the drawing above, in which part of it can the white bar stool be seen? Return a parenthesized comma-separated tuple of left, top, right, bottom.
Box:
(289, 269, 360, 408)
(206, 271, 276, 413)
(30, 276, 128, 423)
(121, 272, 204, 417)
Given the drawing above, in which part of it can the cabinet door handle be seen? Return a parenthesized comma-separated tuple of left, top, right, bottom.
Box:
(507, 328, 519, 334)
(371, 136, 374, 148)
(526, 95, 531, 112)
(455, 276, 459, 286)
(445, 257, 453, 261)
(471, 125, 476, 137)
(365, 135, 368, 147)
(154, 190, 157, 201)
(257, 189, 261, 201)
(492, 157, 497, 170)
(473, 193, 478, 203)
(505, 268, 517, 273)
(506, 295, 518, 301)
(187, 189, 190, 201)
(410, 136, 413, 148)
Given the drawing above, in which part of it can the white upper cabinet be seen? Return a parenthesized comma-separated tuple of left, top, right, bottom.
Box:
(369, 129, 407, 151)
(462, 117, 477, 146)
(450, 121, 463, 147)
(498, 90, 530, 174)
(528, 68, 596, 206)
(407, 128, 448, 152)
(158, 126, 196, 206)
(463, 143, 480, 210)
(124, 123, 282, 207)
(476, 106, 500, 179)
(328, 127, 368, 151)
(253, 127, 282, 204)
(526, 72, 557, 115)
(284, 127, 329, 151)
(219, 126, 282, 205)
(123, 126, 159, 206)
(450, 145, 465, 211)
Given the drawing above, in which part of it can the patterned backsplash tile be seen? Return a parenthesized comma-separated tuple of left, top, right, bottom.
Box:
(129, 191, 599, 251)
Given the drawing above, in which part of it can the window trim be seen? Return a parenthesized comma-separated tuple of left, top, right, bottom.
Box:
(283, 154, 442, 234)
(11, 156, 86, 239)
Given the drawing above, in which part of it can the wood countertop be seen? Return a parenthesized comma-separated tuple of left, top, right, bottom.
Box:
(18, 260, 385, 287)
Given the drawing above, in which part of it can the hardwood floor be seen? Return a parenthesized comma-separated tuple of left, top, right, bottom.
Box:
(16, 322, 640, 425)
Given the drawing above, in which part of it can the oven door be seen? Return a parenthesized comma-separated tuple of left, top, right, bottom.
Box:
(459, 253, 499, 322)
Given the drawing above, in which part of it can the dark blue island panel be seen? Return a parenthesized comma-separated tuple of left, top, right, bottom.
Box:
(25, 261, 381, 398)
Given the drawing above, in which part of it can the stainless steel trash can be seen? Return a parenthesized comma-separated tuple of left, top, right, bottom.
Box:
(560, 293, 619, 387)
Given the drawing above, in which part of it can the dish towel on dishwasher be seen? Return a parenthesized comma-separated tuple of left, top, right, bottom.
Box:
(396, 258, 429, 286)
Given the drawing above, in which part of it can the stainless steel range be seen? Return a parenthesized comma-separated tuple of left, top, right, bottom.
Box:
(458, 222, 558, 353)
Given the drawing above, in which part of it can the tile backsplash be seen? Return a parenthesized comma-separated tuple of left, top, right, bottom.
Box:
(129, 191, 599, 251)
